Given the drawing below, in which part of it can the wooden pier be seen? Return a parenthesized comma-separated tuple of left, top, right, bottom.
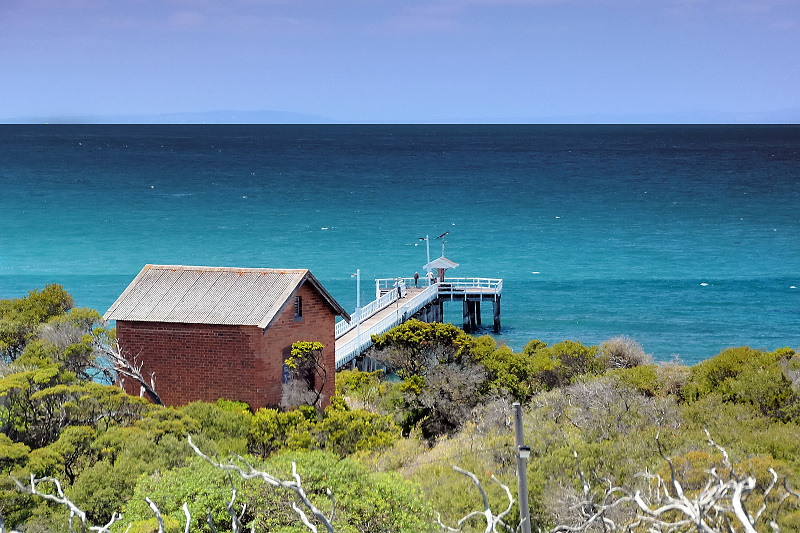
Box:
(334, 276, 502, 369)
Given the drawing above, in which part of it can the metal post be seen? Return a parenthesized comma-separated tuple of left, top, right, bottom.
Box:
(353, 269, 361, 354)
(425, 234, 431, 285)
(356, 269, 361, 353)
(513, 403, 532, 533)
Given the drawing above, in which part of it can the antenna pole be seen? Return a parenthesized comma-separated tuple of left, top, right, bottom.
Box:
(514, 403, 532, 533)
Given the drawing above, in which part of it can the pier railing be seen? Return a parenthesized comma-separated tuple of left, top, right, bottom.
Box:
(375, 278, 408, 299)
(335, 287, 401, 339)
(335, 283, 438, 368)
(436, 277, 503, 300)
(336, 276, 503, 368)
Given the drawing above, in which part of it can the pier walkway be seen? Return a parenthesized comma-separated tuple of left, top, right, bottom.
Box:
(334, 277, 502, 369)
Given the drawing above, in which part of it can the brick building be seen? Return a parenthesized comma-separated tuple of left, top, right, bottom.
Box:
(103, 264, 349, 410)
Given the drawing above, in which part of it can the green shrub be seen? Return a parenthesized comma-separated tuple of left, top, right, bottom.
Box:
(529, 340, 601, 390)
(597, 336, 652, 369)
(315, 406, 400, 457)
(121, 450, 436, 533)
(1, 284, 74, 362)
(248, 408, 314, 457)
(118, 458, 233, 532)
(178, 399, 252, 454)
(682, 346, 800, 421)
(124, 516, 183, 533)
(472, 336, 536, 402)
(608, 365, 659, 397)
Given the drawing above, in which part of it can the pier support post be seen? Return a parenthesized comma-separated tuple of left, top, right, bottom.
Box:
(476, 301, 482, 326)
(463, 301, 471, 333)
(493, 299, 501, 333)
(469, 301, 477, 332)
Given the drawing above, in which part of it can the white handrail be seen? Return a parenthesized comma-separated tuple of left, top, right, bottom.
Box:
(375, 278, 409, 299)
(336, 277, 503, 368)
(335, 287, 400, 338)
(335, 284, 438, 367)
(376, 277, 502, 289)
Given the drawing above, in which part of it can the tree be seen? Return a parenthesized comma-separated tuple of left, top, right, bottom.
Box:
(541, 429, 800, 532)
(436, 466, 515, 533)
(370, 320, 472, 379)
(682, 346, 800, 422)
(370, 321, 487, 439)
(97, 341, 164, 406)
(284, 341, 328, 409)
(0, 284, 73, 362)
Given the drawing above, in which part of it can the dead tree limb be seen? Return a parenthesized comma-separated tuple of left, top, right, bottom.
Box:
(437, 465, 515, 533)
(182, 503, 191, 533)
(188, 435, 335, 533)
(98, 342, 163, 405)
(9, 473, 173, 533)
(558, 429, 800, 533)
(12, 474, 87, 533)
(89, 512, 123, 533)
(145, 498, 164, 533)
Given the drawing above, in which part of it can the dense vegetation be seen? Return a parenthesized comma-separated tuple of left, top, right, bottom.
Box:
(2, 288, 799, 531)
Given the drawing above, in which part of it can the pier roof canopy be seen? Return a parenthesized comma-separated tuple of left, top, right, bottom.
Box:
(104, 264, 349, 328)
(424, 256, 459, 271)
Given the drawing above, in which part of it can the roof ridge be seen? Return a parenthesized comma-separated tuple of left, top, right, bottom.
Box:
(103, 264, 347, 326)
(147, 265, 309, 273)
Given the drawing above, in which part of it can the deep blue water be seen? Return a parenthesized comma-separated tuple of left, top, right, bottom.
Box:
(1, 124, 798, 365)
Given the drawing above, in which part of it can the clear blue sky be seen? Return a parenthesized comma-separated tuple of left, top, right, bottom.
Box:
(2, 0, 799, 123)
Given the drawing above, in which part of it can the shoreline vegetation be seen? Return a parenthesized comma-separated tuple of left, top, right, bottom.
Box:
(2, 285, 799, 531)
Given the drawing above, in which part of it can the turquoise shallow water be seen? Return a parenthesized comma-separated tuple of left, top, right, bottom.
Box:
(1, 124, 799, 364)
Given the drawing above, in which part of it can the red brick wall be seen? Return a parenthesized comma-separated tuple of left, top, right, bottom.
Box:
(115, 282, 336, 410)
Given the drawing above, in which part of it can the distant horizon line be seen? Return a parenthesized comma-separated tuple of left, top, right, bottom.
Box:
(2, 107, 799, 125)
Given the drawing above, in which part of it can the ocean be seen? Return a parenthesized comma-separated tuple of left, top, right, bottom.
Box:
(1, 124, 798, 365)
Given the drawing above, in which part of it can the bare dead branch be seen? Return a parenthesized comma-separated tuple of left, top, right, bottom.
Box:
(145, 497, 165, 533)
(705, 429, 738, 481)
(100, 342, 163, 405)
(225, 471, 243, 533)
(182, 503, 191, 533)
(188, 435, 335, 533)
(752, 468, 779, 525)
(12, 474, 87, 533)
(88, 512, 123, 533)
(438, 465, 515, 533)
(540, 429, 796, 533)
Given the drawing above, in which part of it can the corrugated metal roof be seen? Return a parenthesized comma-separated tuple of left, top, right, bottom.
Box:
(103, 265, 348, 328)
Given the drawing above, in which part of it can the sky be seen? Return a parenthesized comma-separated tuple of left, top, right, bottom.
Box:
(1, 0, 799, 123)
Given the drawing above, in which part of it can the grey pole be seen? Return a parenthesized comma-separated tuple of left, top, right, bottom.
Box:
(356, 269, 361, 353)
(425, 235, 431, 285)
(513, 402, 532, 533)
(352, 269, 361, 354)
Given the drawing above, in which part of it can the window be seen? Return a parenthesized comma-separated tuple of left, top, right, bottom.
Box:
(294, 295, 303, 321)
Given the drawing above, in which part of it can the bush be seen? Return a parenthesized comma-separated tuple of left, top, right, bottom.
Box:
(529, 340, 601, 390)
(682, 346, 800, 421)
(248, 408, 315, 457)
(597, 336, 652, 369)
(370, 320, 473, 378)
(336, 369, 386, 411)
(1, 284, 74, 362)
(178, 399, 252, 454)
(121, 450, 436, 533)
(472, 336, 536, 402)
(608, 365, 660, 397)
(315, 406, 400, 457)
